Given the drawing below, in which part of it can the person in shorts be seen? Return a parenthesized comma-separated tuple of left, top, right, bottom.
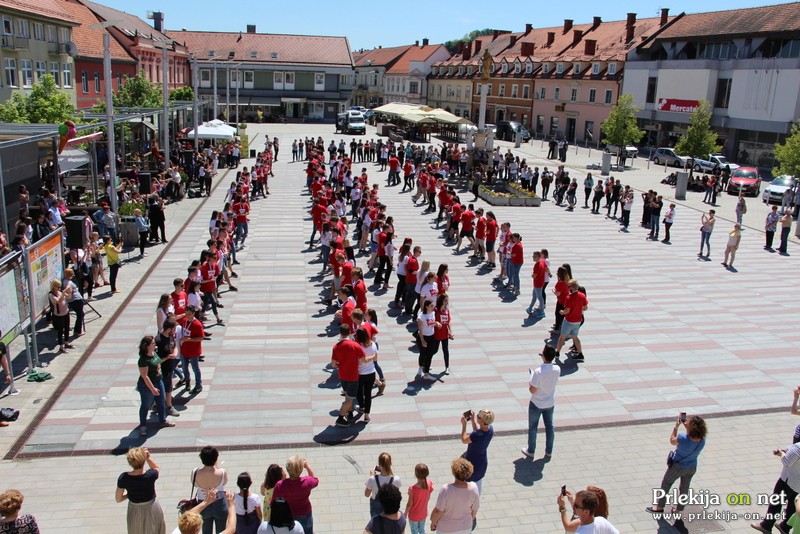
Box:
(555, 279, 588, 362)
(330, 324, 364, 427)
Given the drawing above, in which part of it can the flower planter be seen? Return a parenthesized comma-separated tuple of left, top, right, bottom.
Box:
(509, 197, 526, 206)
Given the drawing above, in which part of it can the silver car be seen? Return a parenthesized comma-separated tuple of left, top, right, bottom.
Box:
(761, 175, 796, 204)
(651, 148, 686, 168)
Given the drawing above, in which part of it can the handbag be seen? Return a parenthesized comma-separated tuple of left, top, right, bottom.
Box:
(177, 468, 200, 514)
(666, 439, 702, 468)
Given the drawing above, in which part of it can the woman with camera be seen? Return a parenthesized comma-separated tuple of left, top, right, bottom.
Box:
(460, 409, 495, 496)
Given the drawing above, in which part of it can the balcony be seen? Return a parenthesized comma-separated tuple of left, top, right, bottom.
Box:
(48, 42, 66, 54)
(1, 35, 29, 50)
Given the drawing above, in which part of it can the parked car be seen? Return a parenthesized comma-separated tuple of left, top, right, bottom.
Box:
(727, 166, 761, 196)
(687, 154, 740, 173)
(363, 110, 375, 119)
(761, 175, 796, 204)
(350, 106, 367, 113)
(604, 144, 639, 158)
(496, 120, 531, 142)
(651, 147, 687, 168)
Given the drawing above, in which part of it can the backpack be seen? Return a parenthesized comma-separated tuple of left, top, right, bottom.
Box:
(0, 407, 19, 422)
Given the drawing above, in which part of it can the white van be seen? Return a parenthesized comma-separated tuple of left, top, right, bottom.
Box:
(337, 111, 366, 135)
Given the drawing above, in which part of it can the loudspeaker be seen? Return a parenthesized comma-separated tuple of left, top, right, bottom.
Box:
(138, 172, 152, 195)
(65, 215, 87, 250)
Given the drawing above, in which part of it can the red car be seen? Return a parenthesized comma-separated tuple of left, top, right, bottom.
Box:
(727, 166, 761, 196)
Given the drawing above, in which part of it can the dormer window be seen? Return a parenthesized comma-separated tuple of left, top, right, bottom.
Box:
(501, 63, 508, 74)
(573, 63, 580, 73)
(556, 63, 564, 74)
(448, 67, 454, 75)
(467, 67, 473, 75)
(525, 62, 532, 73)
(251, 51, 257, 59)
(542, 64, 550, 74)
(208, 50, 216, 57)
(458, 67, 464, 75)
(514, 61, 521, 73)
(608, 63, 617, 75)
(592, 63, 600, 75)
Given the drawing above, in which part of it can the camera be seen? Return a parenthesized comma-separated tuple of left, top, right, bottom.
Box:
(463, 410, 473, 420)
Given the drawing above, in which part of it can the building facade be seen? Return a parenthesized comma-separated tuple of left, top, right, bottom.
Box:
(350, 45, 413, 109)
(169, 28, 353, 121)
(0, 0, 77, 103)
(383, 40, 449, 105)
(60, 0, 136, 108)
(624, 3, 800, 167)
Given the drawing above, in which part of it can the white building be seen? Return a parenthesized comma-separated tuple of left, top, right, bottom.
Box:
(623, 3, 800, 168)
(383, 40, 450, 105)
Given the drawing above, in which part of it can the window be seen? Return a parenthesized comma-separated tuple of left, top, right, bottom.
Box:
(33, 22, 43, 41)
(2, 17, 12, 36)
(538, 86, 545, 99)
(47, 25, 56, 42)
(20, 59, 32, 87)
(4, 58, 16, 87)
(463, 110, 469, 120)
(16, 19, 29, 38)
(207, 50, 216, 57)
(588, 88, 596, 103)
(523, 85, 529, 99)
(514, 62, 520, 74)
(273, 71, 284, 89)
(200, 69, 211, 88)
(59, 28, 69, 44)
(94, 72, 100, 92)
(570, 88, 577, 102)
(536, 115, 544, 133)
(81, 71, 88, 93)
(229, 69, 239, 89)
(604, 89, 613, 104)
(549, 116, 559, 136)
(498, 84, 505, 97)
(542, 64, 549, 74)
(556, 63, 564, 74)
(486, 84, 491, 96)
(456, 86, 461, 98)
(284, 71, 295, 90)
(646, 77, 657, 104)
(244, 70, 254, 89)
(314, 72, 325, 91)
(511, 84, 518, 98)
(35, 60, 45, 81)
(553, 87, 560, 101)
(465, 87, 470, 99)
(409, 81, 419, 94)
(250, 51, 257, 59)
(49, 61, 59, 85)
(608, 63, 617, 75)
(573, 63, 580, 74)
(116, 72, 122, 89)
(714, 78, 732, 109)
(62, 62, 72, 87)
(592, 63, 600, 75)
(501, 63, 508, 74)
(525, 62, 532, 73)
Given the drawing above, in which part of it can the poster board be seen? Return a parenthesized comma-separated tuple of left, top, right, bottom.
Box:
(0, 251, 30, 344)
(27, 229, 64, 321)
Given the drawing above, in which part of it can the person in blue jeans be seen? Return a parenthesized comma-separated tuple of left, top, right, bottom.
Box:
(136, 335, 175, 437)
(521, 346, 560, 459)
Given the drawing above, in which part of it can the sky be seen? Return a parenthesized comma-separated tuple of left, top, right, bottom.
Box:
(95, 0, 792, 50)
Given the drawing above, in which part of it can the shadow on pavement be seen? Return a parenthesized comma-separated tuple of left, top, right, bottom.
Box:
(512, 457, 546, 487)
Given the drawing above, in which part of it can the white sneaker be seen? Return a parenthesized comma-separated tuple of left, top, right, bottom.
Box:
(417, 367, 424, 377)
(423, 373, 436, 381)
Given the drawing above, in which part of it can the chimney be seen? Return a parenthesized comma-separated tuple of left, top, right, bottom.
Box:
(509, 35, 517, 47)
(463, 41, 472, 60)
(520, 42, 535, 57)
(563, 19, 573, 33)
(573, 29, 583, 45)
(492, 30, 499, 40)
(593, 16, 602, 29)
(625, 13, 637, 43)
(422, 38, 429, 46)
(525, 23, 532, 34)
(246, 24, 256, 34)
(546, 32, 555, 47)
(415, 40, 419, 47)
(151, 11, 164, 32)
(474, 39, 482, 54)
(660, 8, 670, 26)
(584, 39, 596, 56)
(457, 41, 464, 53)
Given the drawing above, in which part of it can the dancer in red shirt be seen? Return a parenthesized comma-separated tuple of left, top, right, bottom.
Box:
(434, 294, 454, 374)
(555, 279, 589, 362)
(330, 324, 365, 427)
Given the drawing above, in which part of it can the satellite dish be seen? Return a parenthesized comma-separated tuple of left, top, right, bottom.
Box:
(146, 11, 154, 19)
(66, 41, 77, 58)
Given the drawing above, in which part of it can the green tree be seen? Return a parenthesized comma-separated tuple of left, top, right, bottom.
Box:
(773, 120, 800, 177)
(169, 86, 194, 101)
(674, 100, 721, 174)
(0, 74, 75, 123)
(444, 28, 495, 54)
(600, 93, 644, 161)
(113, 70, 162, 108)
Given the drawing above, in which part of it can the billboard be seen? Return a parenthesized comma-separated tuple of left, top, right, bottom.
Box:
(0, 251, 30, 344)
(656, 98, 700, 113)
(27, 229, 64, 320)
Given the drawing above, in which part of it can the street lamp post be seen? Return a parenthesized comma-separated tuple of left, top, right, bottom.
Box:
(192, 55, 199, 148)
(235, 66, 240, 125)
(103, 33, 118, 212)
(161, 45, 169, 170)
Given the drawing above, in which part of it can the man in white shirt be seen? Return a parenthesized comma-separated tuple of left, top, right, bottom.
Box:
(521, 345, 560, 459)
(558, 489, 619, 533)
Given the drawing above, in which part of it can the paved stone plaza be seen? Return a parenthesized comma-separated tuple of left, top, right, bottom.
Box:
(0, 123, 798, 532)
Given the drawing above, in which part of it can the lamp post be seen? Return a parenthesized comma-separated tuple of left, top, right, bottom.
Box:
(235, 66, 240, 125)
(191, 54, 199, 148)
(161, 45, 169, 170)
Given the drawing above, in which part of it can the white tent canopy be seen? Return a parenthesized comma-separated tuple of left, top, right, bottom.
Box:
(372, 103, 473, 126)
(186, 120, 237, 140)
(58, 147, 91, 174)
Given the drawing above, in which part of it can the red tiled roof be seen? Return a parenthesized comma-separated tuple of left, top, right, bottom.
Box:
(0, 0, 76, 24)
(80, 0, 174, 45)
(657, 3, 800, 39)
(556, 16, 670, 61)
(354, 45, 414, 67)
(165, 30, 353, 67)
(386, 44, 448, 74)
(59, 0, 134, 61)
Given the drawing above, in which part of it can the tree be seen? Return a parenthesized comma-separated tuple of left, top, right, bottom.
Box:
(674, 100, 721, 172)
(443, 28, 495, 54)
(170, 86, 194, 101)
(773, 120, 800, 177)
(113, 70, 162, 108)
(0, 74, 75, 123)
(600, 94, 644, 161)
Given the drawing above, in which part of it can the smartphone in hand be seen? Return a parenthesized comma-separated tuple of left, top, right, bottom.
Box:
(561, 485, 567, 496)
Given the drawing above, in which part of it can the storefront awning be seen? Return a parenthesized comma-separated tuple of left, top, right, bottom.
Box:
(281, 97, 307, 103)
(240, 97, 281, 107)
